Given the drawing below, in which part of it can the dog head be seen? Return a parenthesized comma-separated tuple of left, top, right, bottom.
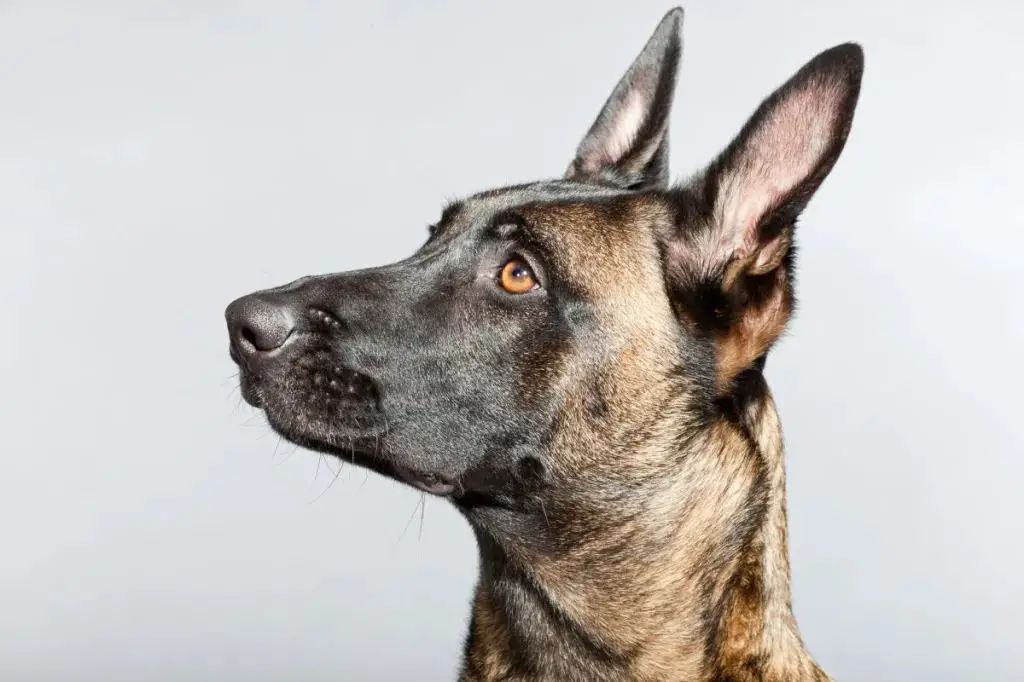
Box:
(225, 9, 862, 537)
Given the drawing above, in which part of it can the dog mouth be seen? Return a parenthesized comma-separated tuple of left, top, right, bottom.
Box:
(392, 465, 458, 496)
(233, 355, 442, 497)
(232, 337, 390, 451)
(234, 364, 538, 506)
(241, 380, 458, 498)
(237, 374, 464, 499)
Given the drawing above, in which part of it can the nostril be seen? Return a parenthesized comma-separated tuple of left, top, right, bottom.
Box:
(240, 326, 260, 349)
(225, 294, 298, 358)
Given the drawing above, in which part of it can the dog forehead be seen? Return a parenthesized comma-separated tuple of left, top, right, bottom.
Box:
(469, 179, 623, 205)
(453, 180, 620, 224)
(460, 181, 666, 245)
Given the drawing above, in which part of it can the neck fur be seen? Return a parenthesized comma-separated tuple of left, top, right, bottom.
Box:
(460, 369, 827, 682)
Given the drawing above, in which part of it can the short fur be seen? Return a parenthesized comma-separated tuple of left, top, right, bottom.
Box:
(225, 8, 863, 681)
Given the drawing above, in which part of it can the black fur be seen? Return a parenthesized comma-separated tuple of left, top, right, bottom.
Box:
(224, 8, 863, 679)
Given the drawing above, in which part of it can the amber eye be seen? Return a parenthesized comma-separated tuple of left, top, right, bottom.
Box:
(499, 259, 539, 294)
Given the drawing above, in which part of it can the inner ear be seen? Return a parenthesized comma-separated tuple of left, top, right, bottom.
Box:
(669, 43, 864, 392)
(564, 8, 683, 191)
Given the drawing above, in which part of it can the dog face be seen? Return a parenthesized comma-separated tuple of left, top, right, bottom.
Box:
(226, 9, 861, 536)
(227, 180, 680, 508)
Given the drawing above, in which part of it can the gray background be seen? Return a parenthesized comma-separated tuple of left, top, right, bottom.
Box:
(3, 1, 1022, 680)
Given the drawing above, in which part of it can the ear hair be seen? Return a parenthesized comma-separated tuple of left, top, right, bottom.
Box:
(564, 8, 684, 191)
(669, 43, 864, 390)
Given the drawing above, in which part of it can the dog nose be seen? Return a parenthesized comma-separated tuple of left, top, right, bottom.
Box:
(225, 294, 297, 361)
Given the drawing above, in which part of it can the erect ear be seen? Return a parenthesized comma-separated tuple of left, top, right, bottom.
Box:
(564, 8, 683, 191)
(667, 43, 864, 391)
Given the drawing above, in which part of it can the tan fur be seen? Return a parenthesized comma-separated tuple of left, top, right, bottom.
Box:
(714, 264, 792, 392)
(460, 198, 826, 682)
(228, 14, 861, 679)
(462, 587, 517, 681)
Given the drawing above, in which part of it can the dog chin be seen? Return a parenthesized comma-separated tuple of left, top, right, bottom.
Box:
(265, 408, 378, 456)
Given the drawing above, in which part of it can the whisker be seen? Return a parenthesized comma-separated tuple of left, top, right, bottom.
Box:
(310, 456, 346, 503)
(396, 493, 425, 545)
(282, 442, 299, 463)
(308, 454, 324, 493)
(271, 436, 285, 465)
(418, 493, 426, 541)
(539, 499, 551, 529)
(242, 413, 265, 428)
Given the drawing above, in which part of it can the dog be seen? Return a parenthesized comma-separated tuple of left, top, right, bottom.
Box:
(225, 7, 862, 681)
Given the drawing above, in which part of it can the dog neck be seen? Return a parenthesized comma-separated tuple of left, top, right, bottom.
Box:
(459, 368, 828, 682)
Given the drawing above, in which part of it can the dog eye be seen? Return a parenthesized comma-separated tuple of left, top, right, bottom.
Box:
(498, 259, 539, 294)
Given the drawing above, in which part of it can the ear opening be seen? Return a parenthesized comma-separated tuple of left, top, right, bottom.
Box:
(564, 8, 684, 191)
(709, 43, 864, 256)
(668, 43, 864, 391)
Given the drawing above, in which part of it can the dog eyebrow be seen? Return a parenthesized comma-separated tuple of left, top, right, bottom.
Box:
(493, 221, 520, 239)
(484, 212, 553, 265)
(439, 200, 464, 227)
(485, 213, 544, 252)
(487, 210, 529, 237)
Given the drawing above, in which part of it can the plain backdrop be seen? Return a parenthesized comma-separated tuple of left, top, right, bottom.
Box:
(3, 1, 1022, 680)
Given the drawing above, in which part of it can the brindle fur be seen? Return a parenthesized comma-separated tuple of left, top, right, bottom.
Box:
(225, 8, 863, 681)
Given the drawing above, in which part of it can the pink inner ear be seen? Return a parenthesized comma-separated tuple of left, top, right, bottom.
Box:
(719, 77, 845, 247)
(596, 88, 649, 166)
